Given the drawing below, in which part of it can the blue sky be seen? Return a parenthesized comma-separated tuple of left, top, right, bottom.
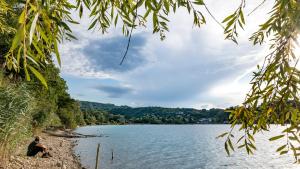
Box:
(58, 0, 273, 109)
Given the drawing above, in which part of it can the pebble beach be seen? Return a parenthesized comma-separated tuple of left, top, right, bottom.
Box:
(3, 133, 82, 169)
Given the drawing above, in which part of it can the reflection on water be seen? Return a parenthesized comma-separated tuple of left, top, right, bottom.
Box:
(74, 125, 299, 169)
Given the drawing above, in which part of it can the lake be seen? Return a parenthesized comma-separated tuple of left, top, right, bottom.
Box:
(74, 125, 299, 169)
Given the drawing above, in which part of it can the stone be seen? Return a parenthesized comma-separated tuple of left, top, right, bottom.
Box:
(56, 162, 62, 167)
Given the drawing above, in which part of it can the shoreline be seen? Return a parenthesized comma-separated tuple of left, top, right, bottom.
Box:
(5, 132, 83, 169)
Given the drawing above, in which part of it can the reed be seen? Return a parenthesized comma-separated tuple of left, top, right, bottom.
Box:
(0, 82, 33, 161)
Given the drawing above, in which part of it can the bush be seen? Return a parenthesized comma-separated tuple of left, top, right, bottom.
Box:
(57, 108, 77, 129)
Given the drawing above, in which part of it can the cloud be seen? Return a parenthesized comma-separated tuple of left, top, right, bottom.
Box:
(82, 34, 147, 72)
(59, 33, 148, 78)
(93, 84, 134, 98)
(112, 32, 265, 107)
(59, 0, 275, 108)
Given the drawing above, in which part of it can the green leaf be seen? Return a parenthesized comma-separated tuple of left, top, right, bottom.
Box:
(143, 8, 151, 19)
(32, 42, 44, 58)
(248, 142, 256, 150)
(159, 15, 169, 22)
(282, 126, 294, 133)
(153, 12, 158, 27)
(17, 46, 23, 71)
(54, 39, 61, 67)
(228, 138, 234, 151)
(11, 26, 24, 50)
(224, 18, 235, 32)
(238, 144, 246, 149)
(59, 21, 72, 32)
(66, 33, 78, 40)
(246, 145, 250, 154)
(37, 26, 49, 43)
(222, 14, 235, 23)
(28, 65, 48, 89)
(240, 10, 245, 24)
(237, 136, 244, 143)
(225, 142, 230, 156)
(114, 15, 119, 26)
(216, 132, 228, 139)
(269, 135, 285, 141)
(193, 0, 204, 5)
(68, 20, 80, 24)
(164, 0, 170, 13)
(238, 20, 244, 30)
(280, 151, 288, 155)
(276, 145, 287, 152)
(26, 54, 39, 66)
(248, 146, 254, 155)
(136, 0, 145, 7)
(82, 0, 90, 10)
(24, 65, 30, 81)
(29, 12, 39, 45)
(248, 133, 255, 142)
(288, 136, 297, 141)
(88, 19, 97, 30)
(79, 4, 83, 18)
(291, 109, 298, 122)
(19, 10, 26, 24)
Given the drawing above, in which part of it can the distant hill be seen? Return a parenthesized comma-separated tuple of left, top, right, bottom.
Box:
(80, 101, 121, 111)
(79, 101, 230, 125)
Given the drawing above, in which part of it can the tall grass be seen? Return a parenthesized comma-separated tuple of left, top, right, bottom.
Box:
(0, 75, 34, 160)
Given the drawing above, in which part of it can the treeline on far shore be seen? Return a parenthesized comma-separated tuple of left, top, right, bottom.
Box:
(80, 101, 230, 125)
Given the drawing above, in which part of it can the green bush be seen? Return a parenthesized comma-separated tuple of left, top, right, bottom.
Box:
(57, 108, 77, 129)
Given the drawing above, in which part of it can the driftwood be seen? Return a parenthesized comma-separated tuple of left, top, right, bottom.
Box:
(43, 130, 101, 138)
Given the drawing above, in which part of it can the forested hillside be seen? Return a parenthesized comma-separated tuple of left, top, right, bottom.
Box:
(80, 101, 230, 124)
(0, 6, 84, 156)
(0, 65, 85, 158)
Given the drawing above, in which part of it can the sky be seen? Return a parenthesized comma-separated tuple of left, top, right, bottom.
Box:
(58, 0, 274, 109)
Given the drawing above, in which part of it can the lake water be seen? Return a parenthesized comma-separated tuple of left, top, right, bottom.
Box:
(74, 125, 299, 169)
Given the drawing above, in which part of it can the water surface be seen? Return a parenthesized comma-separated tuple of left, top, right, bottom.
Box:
(74, 125, 298, 169)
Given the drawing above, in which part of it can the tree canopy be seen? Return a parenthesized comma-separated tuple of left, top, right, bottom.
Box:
(80, 101, 229, 124)
(1, 0, 300, 161)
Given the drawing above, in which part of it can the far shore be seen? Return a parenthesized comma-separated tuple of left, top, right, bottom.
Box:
(79, 123, 230, 126)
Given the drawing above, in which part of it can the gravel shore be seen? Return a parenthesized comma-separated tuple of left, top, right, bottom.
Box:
(4, 133, 82, 169)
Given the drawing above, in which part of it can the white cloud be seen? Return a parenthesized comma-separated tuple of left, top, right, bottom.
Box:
(60, 0, 276, 108)
(58, 40, 113, 79)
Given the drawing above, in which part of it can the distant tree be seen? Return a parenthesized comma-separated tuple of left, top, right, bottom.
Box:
(25, 63, 84, 128)
(57, 94, 85, 128)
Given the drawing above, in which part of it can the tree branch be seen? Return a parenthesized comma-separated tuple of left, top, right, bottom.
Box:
(120, 2, 138, 65)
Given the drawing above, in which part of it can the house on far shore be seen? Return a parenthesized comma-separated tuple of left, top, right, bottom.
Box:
(198, 118, 212, 124)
